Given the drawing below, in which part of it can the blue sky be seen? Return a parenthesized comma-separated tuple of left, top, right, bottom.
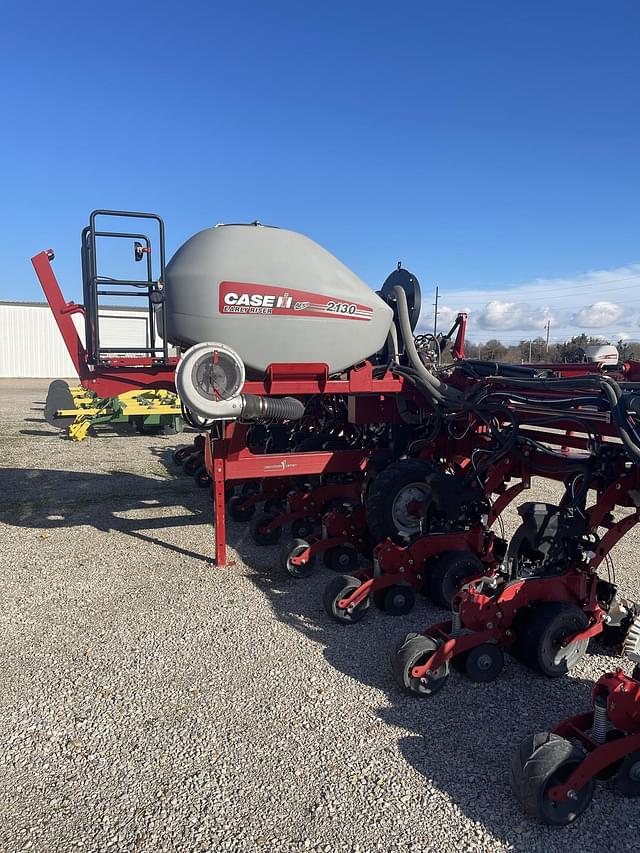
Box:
(1, 0, 639, 344)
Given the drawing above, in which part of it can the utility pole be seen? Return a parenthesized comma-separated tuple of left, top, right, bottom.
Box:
(528, 340, 533, 363)
(545, 320, 551, 353)
(433, 286, 439, 337)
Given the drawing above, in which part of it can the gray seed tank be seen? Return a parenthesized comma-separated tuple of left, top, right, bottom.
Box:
(164, 223, 394, 377)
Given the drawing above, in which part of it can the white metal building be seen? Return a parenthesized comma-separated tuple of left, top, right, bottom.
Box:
(0, 301, 162, 378)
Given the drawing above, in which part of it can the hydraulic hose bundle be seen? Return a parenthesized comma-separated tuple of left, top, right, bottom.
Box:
(464, 373, 640, 465)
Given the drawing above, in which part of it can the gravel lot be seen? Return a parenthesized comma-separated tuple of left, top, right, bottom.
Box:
(1, 379, 639, 853)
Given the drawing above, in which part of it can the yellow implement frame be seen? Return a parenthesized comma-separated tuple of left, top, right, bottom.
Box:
(56, 388, 182, 441)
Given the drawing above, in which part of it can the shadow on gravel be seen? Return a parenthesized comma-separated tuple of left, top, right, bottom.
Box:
(234, 538, 639, 850)
(5, 454, 637, 846)
(0, 467, 213, 562)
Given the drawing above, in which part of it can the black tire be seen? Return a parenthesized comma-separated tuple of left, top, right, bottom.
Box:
(282, 538, 316, 579)
(597, 622, 628, 649)
(194, 465, 211, 488)
(293, 435, 324, 452)
(264, 497, 286, 516)
(427, 550, 483, 609)
(323, 574, 370, 624)
(228, 495, 256, 523)
(391, 633, 448, 697)
(510, 731, 594, 825)
(464, 642, 504, 683)
(506, 522, 545, 574)
(291, 517, 315, 540)
(250, 512, 283, 546)
(613, 750, 640, 797)
(365, 459, 435, 543)
(241, 481, 260, 498)
(325, 546, 358, 573)
(173, 446, 192, 465)
(373, 584, 416, 616)
(183, 454, 201, 476)
(520, 602, 589, 677)
(510, 732, 551, 801)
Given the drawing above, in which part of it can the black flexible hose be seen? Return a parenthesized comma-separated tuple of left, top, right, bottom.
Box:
(241, 395, 306, 421)
(391, 286, 464, 407)
(459, 359, 550, 378)
(473, 374, 640, 464)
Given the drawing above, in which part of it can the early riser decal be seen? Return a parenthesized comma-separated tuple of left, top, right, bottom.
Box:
(219, 281, 373, 321)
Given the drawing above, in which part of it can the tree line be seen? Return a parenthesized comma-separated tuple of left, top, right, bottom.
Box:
(463, 334, 640, 364)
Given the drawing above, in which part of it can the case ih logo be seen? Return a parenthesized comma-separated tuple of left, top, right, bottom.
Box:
(219, 281, 373, 321)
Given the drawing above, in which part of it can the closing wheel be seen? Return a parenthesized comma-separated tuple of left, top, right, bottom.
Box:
(228, 495, 256, 523)
(323, 574, 370, 624)
(324, 546, 358, 573)
(506, 522, 545, 574)
(464, 643, 504, 683)
(510, 732, 594, 825)
(183, 454, 202, 476)
(427, 550, 483, 609)
(173, 446, 192, 465)
(241, 481, 260, 498)
(391, 633, 449, 697)
(291, 517, 315, 540)
(264, 497, 286, 516)
(250, 512, 282, 546)
(520, 602, 589, 677)
(365, 459, 435, 542)
(282, 538, 316, 579)
(613, 750, 640, 797)
(373, 584, 416, 616)
(194, 465, 211, 488)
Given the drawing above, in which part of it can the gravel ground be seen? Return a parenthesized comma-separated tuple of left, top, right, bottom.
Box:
(1, 379, 639, 853)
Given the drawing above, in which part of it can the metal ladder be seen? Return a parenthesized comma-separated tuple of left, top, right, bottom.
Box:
(81, 209, 170, 365)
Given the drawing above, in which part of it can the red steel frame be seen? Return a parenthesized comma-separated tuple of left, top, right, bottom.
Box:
(406, 463, 640, 683)
(34, 244, 640, 575)
(31, 251, 178, 395)
(547, 669, 640, 801)
(33, 248, 411, 566)
(206, 418, 393, 566)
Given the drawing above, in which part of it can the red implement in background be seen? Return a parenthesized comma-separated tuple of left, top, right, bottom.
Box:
(31, 250, 178, 396)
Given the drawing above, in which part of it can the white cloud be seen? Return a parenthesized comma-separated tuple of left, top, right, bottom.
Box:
(416, 263, 640, 343)
(572, 301, 625, 327)
(477, 300, 553, 331)
(436, 305, 459, 327)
